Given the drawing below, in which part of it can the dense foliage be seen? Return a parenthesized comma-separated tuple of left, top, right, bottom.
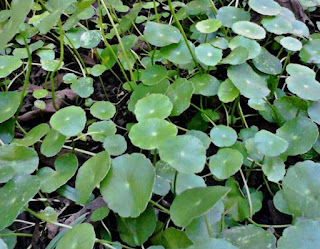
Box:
(0, 0, 320, 248)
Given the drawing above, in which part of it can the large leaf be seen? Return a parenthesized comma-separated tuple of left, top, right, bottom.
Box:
(75, 151, 111, 204)
(277, 219, 320, 249)
(56, 223, 95, 249)
(0, 0, 33, 50)
(281, 161, 320, 218)
(0, 56, 23, 78)
(220, 225, 276, 249)
(0, 175, 40, 230)
(100, 153, 155, 217)
(170, 186, 230, 227)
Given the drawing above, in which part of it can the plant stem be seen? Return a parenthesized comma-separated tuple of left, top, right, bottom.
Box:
(204, 214, 213, 237)
(167, 0, 202, 73)
(239, 169, 253, 219)
(247, 217, 291, 229)
(0, 233, 33, 238)
(62, 145, 97, 157)
(149, 200, 170, 215)
(237, 100, 249, 128)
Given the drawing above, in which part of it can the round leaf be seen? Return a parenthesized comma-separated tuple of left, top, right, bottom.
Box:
(300, 39, 320, 64)
(100, 153, 155, 217)
(0, 56, 22, 78)
(129, 118, 177, 150)
(262, 156, 286, 183)
(141, 65, 167, 86)
(50, 106, 86, 137)
(0, 92, 21, 123)
(218, 79, 240, 103)
(87, 121, 116, 142)
(280, 37, 302, 51)
(195, 43, 222, 66)
(252, 47, 282, 75)
(276, 117, 319, 155)
(232, 21, 266, 40)
(195, 19, 222, 33)
(248, 0, 281, 16)
(176, 173, 206, 195)
(90, 101, 116, 120)
(217, 7, 250, 28)
(71, 77, 94, 98)
(209, 148, 243, 180)
(308, 101, 320, 125)
(159, 135, 206, 174)
(210, 125, 237, 147)
(80, 30, 101, 49)
(160, 40, 194, 65)
(189, 74, 220, 96)
(229, 36, 261, 59)
(103, 134, 127, 156)
(286, 75, 320, 101)
(144, 22, 182, 47)
(40, 129, 66, 157)
(134, 94, 173, 121)
(254, 130, 289, 157)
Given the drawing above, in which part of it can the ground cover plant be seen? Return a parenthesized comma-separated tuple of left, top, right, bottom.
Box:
(0, 0, 320, 248)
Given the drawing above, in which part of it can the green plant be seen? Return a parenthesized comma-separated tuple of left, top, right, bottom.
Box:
(0, 0, 320, 248)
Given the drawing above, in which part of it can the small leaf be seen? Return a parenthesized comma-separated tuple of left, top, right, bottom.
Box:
(195, 43, 222, 66)
(75, 151, 111, 204)
(252, 47, 282, 75)
(0, 56, 23, 78)
(12, 123, 50, 147)
(159, 135, 207, 174)
(37, 153, 78, 193)
(262, 157, 286, 183)
(210, 125, 237, 147)
(280, 37, 302, 51)
(90, 101, 116, 120)
(87, 121, 116, 142)
(189, 74, 220, 96)
(218, 79, 240, 103)
(100, 153, 155, 217)
(103, 135, 127, 156)
(221, 47, 249, 65)
(209, 148, 243, 180)
(50, 106, 86, 137)
(144, 22, 182, 47)
(0, 92, 21, 123)
(56, 223, 95, 249)
(229, 36, 261, 59)
(232, 21, 266, 40)
(161, 40, 194, 65)
(141, 65, 168, 86)
(217, 7, 250, 28)
(176, 173, 206, 195)
(300, 39, 320, 64)
(248, 0, 281, 16)
(71, 77, 94, 98)
(170, 186, 230, 227)
(80, 30, 101, 49)
(195, 19, 222, 33)
(40, 129, 66, 157)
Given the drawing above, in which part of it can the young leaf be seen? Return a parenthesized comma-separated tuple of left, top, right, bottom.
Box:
(210, 125, 237, 147)
(0, 92, 21, 123)
(90, 101, 116, 120)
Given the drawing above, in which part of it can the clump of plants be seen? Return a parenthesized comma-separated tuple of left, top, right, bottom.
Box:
(0, 0, 320, 248)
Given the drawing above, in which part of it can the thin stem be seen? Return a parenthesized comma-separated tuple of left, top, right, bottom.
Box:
(167, 0, 202, 72)
(263, 173, 274, 197)
(190, 103, 216, 126)
(247, 217, 291, 229)
(62, 145, 97, 157)
(149, 200, 170, 215)
(0, 233, 33, 238)
(95, 239, 134, 249)
(153, 0, 159, 22)
(204, 214, 213, 237)
(237, 100, 249, 128)
(24, 207, 71, 229)
(239, 169, 253, 219)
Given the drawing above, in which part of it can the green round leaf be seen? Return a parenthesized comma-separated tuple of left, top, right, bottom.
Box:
(134, 94, 173, 121)
(187, 238, 238, 249)
(71, 77, 94, 98)
(227, 63, 270, 99)
(195, 19, 222, 33)
(159, 135, 206, 174)
(286, 63, 315, 77)
(210, 125, 237, 147)
(254, 130, 289, 157)
(170, 186, 230, 227)
(91, 64, 106, 77)
(286, 75, 320, 101)
(40, 129, 66, 157)
(76, 151, 111, 204)
(282, 161, 320, 218)
(0, 144, 39, 182)
(0, 92, 21, 123)
(141, 65, 167, 86)
(218, 79, 240, 103)
(90, 101, 116, 120)
(0, 175, 40, 230)
(50, 106, 86, 137)
(276, 117, 319, 156)
(80, 30, 101, 49)
(195, 43, 222, 66)
(33, 89, 49, 99)
(252, 47, 282, 75)
(103, 134, 127, 156)
(56, 223, 95, 249)
(209, 148, 243, 180)
(248, 0, 281, 16)
(221, 225, 276, 249)
(37, 153, 78, 193)
(129, 118, 177, 150)
(280, 37, 302, 51)
(144, 22, 182, 47)
(87, 121, 116, 142)
(217, 7, 250, 28)
(185, 130, 211, 149)
(232, 21, 266, 40)
(189, 74, 220, 96)
(262, 156, 286, 183)
(100, 153, 155, 217)
(221, 46, 249, 65)
(63, 73, 77, 84)
(90, 207, 110, 222)
(0, 56, 22, 78)
(229, 36, 261, 59)
(278, 219, 320, 249)
(261, 9, 293, 35)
